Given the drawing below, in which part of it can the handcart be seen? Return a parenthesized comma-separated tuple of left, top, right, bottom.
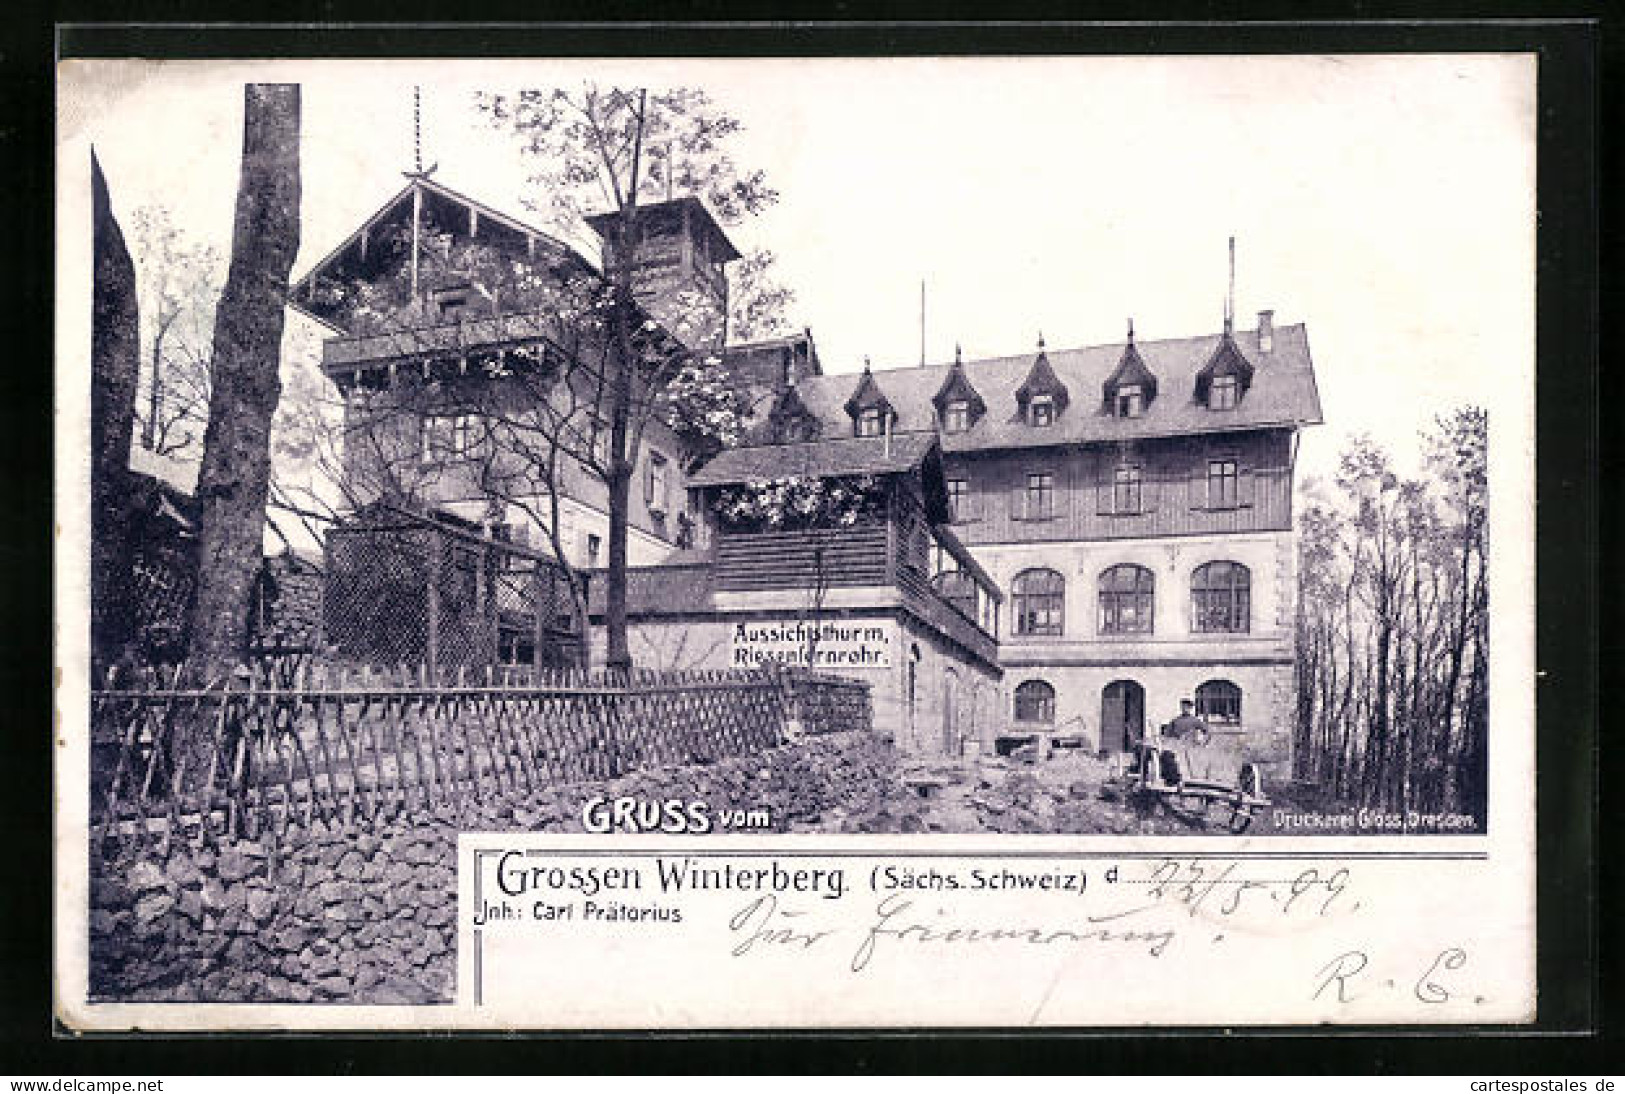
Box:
(1105, 732, 1269, 833)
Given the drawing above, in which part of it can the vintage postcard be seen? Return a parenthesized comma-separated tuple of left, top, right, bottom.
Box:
(55, 51, 1536, 1029)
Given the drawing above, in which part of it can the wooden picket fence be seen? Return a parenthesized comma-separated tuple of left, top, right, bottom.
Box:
(90, 664, 872, 851)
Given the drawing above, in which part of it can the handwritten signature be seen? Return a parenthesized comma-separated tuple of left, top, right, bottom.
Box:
(1313, 947, 1474, 1005)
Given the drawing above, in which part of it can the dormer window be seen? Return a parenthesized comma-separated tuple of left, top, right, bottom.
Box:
(1115, 385, 1144, 419)
(1102, 322, 1158, 419)
(1194, 332, 1256, 408)
(844, 361, 897, 438)
(932, 347, 987, 434)
(1014, 336, 1070, 426)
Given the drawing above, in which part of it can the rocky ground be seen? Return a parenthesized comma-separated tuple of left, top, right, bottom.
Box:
(808, 749, 1304, 836)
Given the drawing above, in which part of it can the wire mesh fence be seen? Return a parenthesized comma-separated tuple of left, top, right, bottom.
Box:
(90, 664, 873, 852)
(322, 503, 586, 673)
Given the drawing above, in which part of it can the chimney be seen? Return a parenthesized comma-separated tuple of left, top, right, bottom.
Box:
(1257, 309, 1274, 354)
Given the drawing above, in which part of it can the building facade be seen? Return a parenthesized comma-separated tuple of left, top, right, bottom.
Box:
(755, 318, 1322, 771)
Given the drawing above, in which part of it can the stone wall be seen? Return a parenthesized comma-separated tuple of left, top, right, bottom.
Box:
(88, 729, 895, 1004)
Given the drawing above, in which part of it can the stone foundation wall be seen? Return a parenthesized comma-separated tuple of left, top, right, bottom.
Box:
(89, 730, 895, 1004)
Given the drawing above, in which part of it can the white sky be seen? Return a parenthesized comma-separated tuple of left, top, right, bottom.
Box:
(58, 54, 1535, 482)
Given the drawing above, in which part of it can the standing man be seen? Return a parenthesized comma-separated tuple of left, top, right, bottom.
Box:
(1163, 698, 1213, 782)
(1165, 699, 1212, 746)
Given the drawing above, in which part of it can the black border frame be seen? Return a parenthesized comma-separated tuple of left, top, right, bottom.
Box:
(6, 12, 1606, 1074)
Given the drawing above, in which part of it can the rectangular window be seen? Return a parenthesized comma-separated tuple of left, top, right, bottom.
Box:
(422, 414, 474, 461)
(646, 452, 670, 513)
(1113, 465, 1143, 514)
(1207, 459, 1239, 509)
(587, 415, 609, 465)
(586, 533, 602, 566)
(1193, 585, 1251, 633)
(1025, 472, 1055, 520)
(1029, 395, 1055, 427)
(1116, 385, 1143, 418)
(1210, 375, 1238, 410)
(946, 477, 971, 522)
(1099, 591, 1154, 633)
(942, 400, 971, 434)
(856, 408, 886, 437)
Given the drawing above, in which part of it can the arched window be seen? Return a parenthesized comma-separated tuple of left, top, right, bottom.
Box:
(1191, 561, 1251, 633)
(1014, 680, 1056, 724)
(1012, 568, 1065, 636)
(1195, 679, 1242, 726)
(1098, 564, 1154, 634)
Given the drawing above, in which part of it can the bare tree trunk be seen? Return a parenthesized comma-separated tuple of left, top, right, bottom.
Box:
(141, 313, 174, 451)
(604, 297, 635, 674)
(90, 151, 141, 675)
(187, 84, 301, 681)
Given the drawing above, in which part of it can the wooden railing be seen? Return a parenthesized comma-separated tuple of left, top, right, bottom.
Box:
(90, 665, 871, 850)
(713, 524, 891, 591)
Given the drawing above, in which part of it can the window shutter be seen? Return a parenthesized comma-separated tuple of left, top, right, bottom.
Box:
(1096, 473, 1112, 515)
(1239, 465, 1255, 508)
(1144, 476, 1159, 512)
(1011, 479, 1026, 522)
(1190, 465, 1205, 510)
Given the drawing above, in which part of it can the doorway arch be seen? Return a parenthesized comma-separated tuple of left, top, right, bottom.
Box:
(1101, 679, 1146, 752)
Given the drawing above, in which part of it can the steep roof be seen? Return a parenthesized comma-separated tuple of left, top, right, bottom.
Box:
(1103, 330, 1160, 406)
(932, 348, 987, 419)
(767, 322, 1321, 454)
(763, 384, 824, 442)
(287, 175, 590, 333)
(842, 364, 897, 421)
(1014, 339, 1070, 412)
(687, 431, 940, 487)
(1194, 331, 1257, 401)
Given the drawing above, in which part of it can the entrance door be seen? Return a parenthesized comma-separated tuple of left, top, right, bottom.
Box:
(1102, 680, 1145, 752)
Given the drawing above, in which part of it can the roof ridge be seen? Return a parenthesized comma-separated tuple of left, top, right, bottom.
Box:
(813, 323, 1302, 380)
